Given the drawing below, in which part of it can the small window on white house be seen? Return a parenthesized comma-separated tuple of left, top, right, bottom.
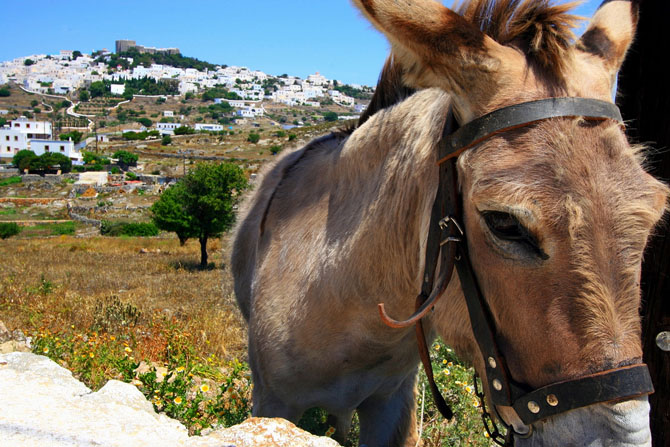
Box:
(60, 146, 65, 152)
(45, 145, 49, 151)
(26, 123, 30, 128)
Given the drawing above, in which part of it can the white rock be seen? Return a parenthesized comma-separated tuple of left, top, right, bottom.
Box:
(0, 352, 341, 447)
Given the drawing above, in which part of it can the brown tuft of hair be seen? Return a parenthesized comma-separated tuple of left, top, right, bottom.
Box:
(456, 0, 582, 77)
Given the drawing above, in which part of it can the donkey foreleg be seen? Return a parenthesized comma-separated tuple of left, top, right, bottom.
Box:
(357, 372, 419, 447)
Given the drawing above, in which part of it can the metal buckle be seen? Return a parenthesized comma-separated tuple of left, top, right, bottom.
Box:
(438, 216, 464, 246)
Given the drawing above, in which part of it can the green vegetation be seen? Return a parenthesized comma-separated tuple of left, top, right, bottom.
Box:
(12, 150, 72, 173)
(161, 135, 172, 146)
(101, 47, 218, 72)
(151, 162, 248, 267)
(270, 145, 282, 155)
(122, 130, 160, 141)
(137, 117, 153, 127)
(100, 221, 159, 237)
(323, 111, 338, 122)
(113, 150, 139, 166)
(0, 176, 22, 187)
(174, 126, 194, 136)
(32, 311, 251, 435)
(0, 87, 10, 97)
(59, 131, 84, 144)
(24, 59, 34, 66)
(0, 222, 21, 239)
(334, 84, 374, 100)
(201, 87, 241, 102)
(247, 133, 260, 144)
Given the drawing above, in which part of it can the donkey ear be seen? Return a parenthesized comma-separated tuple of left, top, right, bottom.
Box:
(352, 0, 522, 122)
(576, 0, 639, 87)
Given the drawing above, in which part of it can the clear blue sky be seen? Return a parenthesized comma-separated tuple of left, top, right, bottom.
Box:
(3, 1, 600, 86)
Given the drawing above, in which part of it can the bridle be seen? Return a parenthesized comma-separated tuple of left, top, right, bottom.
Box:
(378, 97, 655, 445)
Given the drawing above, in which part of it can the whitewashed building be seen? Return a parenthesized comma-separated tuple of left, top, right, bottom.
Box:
(30, 139, 83, 162)
(156, 122, 182, 135)
(195, 123, 224, 132)
(1, 128, 29, 158)
(110, 83, 126, 95)
(8, 117, 52, 139)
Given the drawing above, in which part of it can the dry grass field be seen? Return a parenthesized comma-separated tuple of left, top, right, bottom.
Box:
(0, 234, 247, 362)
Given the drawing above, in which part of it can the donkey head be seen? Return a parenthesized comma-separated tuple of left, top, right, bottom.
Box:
(353, 0, 668, 444)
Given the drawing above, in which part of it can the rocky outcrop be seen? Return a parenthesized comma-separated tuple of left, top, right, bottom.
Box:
(0, 352, 340, 447)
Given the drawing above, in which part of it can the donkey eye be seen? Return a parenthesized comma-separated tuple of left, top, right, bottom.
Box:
(481, 211, 548, 260)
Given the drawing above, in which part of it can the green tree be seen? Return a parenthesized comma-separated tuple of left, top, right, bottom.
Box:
(24, 59, 34, 66)
(79, 90, 90, 102)
(247, 133, 260, 144)
(137, 117, 152, 127)
(0, 87, 10, 97)
(161, 135, 172, 145)
(174, 126, 194, 135)
(113, 150, 138, 166)
(323, 111, 338, 122)
(151, 163, 248, 267)
(72, 50, 82, 59)
(33, 152, 72, 173)
(89, 81, 107, 98)
(59, 131, 83, 144)
(12, 150, 38, 171)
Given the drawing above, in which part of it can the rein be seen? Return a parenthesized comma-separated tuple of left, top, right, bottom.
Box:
(378, 97, 654, 445)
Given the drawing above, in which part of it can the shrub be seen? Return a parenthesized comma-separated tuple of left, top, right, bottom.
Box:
(247, 133, 260, 144)
(161, 135, 172, 146)
(270, 145, 282, 155)
(110, 166, 121, 174)
(151, 170, 161, 176)
(0, 222, 21, 239)
(125, 172, 138, 181)
(100, 221, 159, 237)
(137, 117, 152, 127)
(0, 87, 10, 97)
(288, 134, 297, 142)
(113, 150, 138, 166)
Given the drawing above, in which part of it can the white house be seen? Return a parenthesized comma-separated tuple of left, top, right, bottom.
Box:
(30, 139, 83, 162)
(1, 128, 29, 158)
(236, 106, 265, 118)
(195, 123, 224, 132)
(8, 117, 52, 139)
(156, 122, 182, 135)
(1, 117, 54, 159)
(163, 110, 174, 117)
(110, 83, 126, 95)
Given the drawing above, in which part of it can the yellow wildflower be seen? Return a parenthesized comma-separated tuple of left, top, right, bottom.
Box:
(124, 346, 132, 353)
(465, 386, 473, 393)
(110, 336, 115, 341)
(200, 384, 210, 393)
(89, 352, 95, 358)
(43, 347, 49, 354)
(174, 396, 183, 405)
(442, 359, 447, 364)
(176, 366, 185, 373)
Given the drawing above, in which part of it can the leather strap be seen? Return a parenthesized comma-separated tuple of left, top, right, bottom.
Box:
(512, 364, 654, 425)
(436, 97, 623, 165)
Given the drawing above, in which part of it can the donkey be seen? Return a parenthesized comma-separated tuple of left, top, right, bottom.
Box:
(231, 0, 669, 445)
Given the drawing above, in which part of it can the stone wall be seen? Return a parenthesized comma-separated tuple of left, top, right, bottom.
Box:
(0, 351, 340, 447)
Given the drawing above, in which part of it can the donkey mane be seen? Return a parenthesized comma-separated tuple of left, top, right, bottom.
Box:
(456, 0, 581, 76)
